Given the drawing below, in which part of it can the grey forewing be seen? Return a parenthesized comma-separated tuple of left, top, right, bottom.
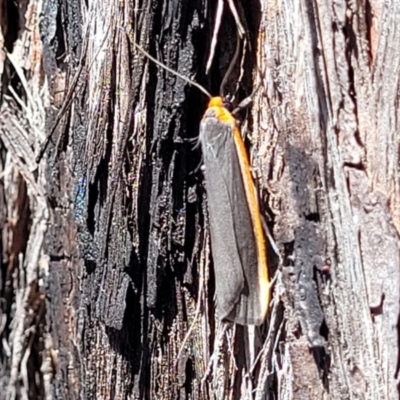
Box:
(199, 115, 261, 324)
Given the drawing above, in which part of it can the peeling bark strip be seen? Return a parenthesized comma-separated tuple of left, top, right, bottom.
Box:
(253, 0, 400, 398)
(1, 0, 400, 399)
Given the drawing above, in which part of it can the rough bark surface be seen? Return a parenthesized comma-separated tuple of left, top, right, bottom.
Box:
(0, 0, 399, 399)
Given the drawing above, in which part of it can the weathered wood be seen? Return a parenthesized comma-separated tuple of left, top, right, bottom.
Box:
(0, 0, 399, 399)
(253, 0, 400, 398)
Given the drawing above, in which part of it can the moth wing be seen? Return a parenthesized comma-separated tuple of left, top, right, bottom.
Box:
(200, 116, 262, 324)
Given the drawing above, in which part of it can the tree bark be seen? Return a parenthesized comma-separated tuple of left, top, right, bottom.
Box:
(0, 0, 399, 399)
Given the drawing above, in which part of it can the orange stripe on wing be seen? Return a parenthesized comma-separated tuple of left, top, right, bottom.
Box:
(232, 122, 270, 319)
(205, 96, 270, 320)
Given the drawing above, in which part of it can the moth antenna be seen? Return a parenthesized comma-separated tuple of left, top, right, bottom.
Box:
(133, 43, 212, 99)
(219, 30, 241, 99)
